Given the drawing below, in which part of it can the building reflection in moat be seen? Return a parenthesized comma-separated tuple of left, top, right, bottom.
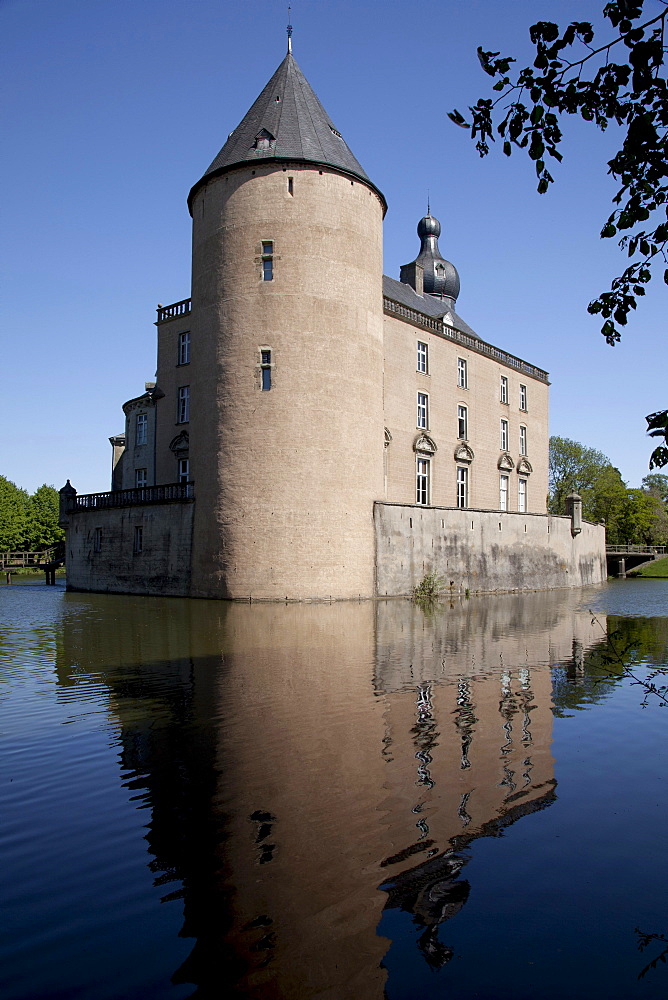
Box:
(57, 588, 609, 998)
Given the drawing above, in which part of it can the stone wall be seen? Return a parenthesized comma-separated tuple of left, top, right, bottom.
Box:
(65, 501, 194, 596)
(374, 502, 607, 596)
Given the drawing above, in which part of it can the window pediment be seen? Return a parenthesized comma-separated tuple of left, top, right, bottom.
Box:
(517, 457, 533, 475)
(498, 452, 515, 471)
(454, 443, 474, 463)
(169, 430, 189, 457)
(414, 433, 437, 455)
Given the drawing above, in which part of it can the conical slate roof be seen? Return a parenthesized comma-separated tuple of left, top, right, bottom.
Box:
(188, 52, 385, 212)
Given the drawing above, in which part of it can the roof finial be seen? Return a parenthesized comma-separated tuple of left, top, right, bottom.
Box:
(287, 6, 293, 53)
(427, 191, 430, 216)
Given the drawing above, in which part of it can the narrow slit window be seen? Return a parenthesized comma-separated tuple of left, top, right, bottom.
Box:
(261, 241, 274, 281)
(260, 349, 272, 391)
(288, 177, 294, 195)
(93, 527, 102, 553)
(134, 526, 143, 554)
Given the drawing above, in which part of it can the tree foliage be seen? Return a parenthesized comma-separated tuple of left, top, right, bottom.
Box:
(549, 436, 668, 542)
(0, 477, 64, 551)
(450, 0, 668, 467)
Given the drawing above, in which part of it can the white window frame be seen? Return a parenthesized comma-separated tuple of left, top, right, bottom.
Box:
(500, 418, 509, 451)
(135, 468, 147, 489)
(500, 375, 508, 404)
(178, 458, 189, 484)
(178, 331, 191, 366)
(499, 475, 509, 511)
(458, 358, 467, 389)
(177, 386, 190, 423)
(135, 412, 147, 446)
(519, 383, 527, 411)
(417, 392, 429, 429)
(520, 425, 527, 456)
(518, 478, 527, 513)
(417, 341, 428, 374)
(457, 467, 468, 509)
(416, 456, 430, 505)
(457, 404, 468, 440)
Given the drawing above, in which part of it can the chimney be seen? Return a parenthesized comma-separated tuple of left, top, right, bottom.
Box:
(400, 261, 424, 296)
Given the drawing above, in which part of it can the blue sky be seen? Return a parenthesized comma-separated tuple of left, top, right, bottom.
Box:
(3, 0, 665, 494)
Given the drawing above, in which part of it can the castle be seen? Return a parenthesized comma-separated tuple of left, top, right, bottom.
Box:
(60, 42, 606, 599)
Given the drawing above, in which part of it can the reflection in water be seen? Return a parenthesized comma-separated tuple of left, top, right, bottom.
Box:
(3, 585, 668, 999)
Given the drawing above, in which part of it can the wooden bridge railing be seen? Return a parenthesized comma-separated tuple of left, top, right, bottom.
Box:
(606, 544, 666, 555)
(1, 543, 65, 569)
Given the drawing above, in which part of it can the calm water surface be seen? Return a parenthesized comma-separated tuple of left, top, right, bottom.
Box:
(1, 579, 668, 999)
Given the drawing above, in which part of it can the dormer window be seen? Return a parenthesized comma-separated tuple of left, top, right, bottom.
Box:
(254, 128, 275, 150)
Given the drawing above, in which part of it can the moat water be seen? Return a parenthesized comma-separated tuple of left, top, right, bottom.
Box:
(2, 579, 668, 1000)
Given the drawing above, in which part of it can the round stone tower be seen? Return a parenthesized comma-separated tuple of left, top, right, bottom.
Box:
(186, 49, 387, 600)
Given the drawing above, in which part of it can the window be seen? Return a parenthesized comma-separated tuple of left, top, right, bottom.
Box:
(261, 240, 273, 281)
(135, 468, 147, 488)
(177, 386, 190, 423)
(416, 457, 430, 505)
(135, 413, 147, 446)
(500, 375, 508, 404)
(518, 478, 527, 513)
(458, 358, 467, 388)
(133, 526, 143, 554)
(499, 475, 508, 511)
(178, 331, 191, 366)
(500, 418, 509, 451)
(520, 425, 527, 456)
(260, 349, 272, 391)
(288, 177, 294, 196)
(417, 392, 429, 429)
(417, 341, 428, 374)
(520, 383, 527, 411)
(457, 405, 468, 440)
(178, 458, 189, 484)
(457, 467, 468, 508)
(93, 527, 102, 553)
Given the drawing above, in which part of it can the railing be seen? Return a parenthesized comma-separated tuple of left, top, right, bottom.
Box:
(1, 544, 64, 569)
(606, 544, 666, 555)
(156, 298, 191, 323)
(72, 482, 194, 511)
(383, 296, 550, 384)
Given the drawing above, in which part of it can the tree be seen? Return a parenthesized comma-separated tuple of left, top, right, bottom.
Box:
(642, 472, 668, 501)
(449, 0, 668, 467)
(548, 435, 610, 514)
(0, 476, 31, 550)
(27, 485, 64, 549)
(586, 463, 629, 541)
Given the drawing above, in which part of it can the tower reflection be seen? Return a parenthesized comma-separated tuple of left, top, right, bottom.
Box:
(57, 588, 608, 998)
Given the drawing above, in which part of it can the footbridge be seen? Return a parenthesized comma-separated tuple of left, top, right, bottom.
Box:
(1, 543, 65, 584)
(606, 544, 666, 577)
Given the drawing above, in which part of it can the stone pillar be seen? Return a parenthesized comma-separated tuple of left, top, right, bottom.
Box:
(58, 480, 77, 527)
(565, 492, 582, 536)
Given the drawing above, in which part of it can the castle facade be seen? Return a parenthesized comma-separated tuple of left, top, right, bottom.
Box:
(61, 46, 606, 599)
